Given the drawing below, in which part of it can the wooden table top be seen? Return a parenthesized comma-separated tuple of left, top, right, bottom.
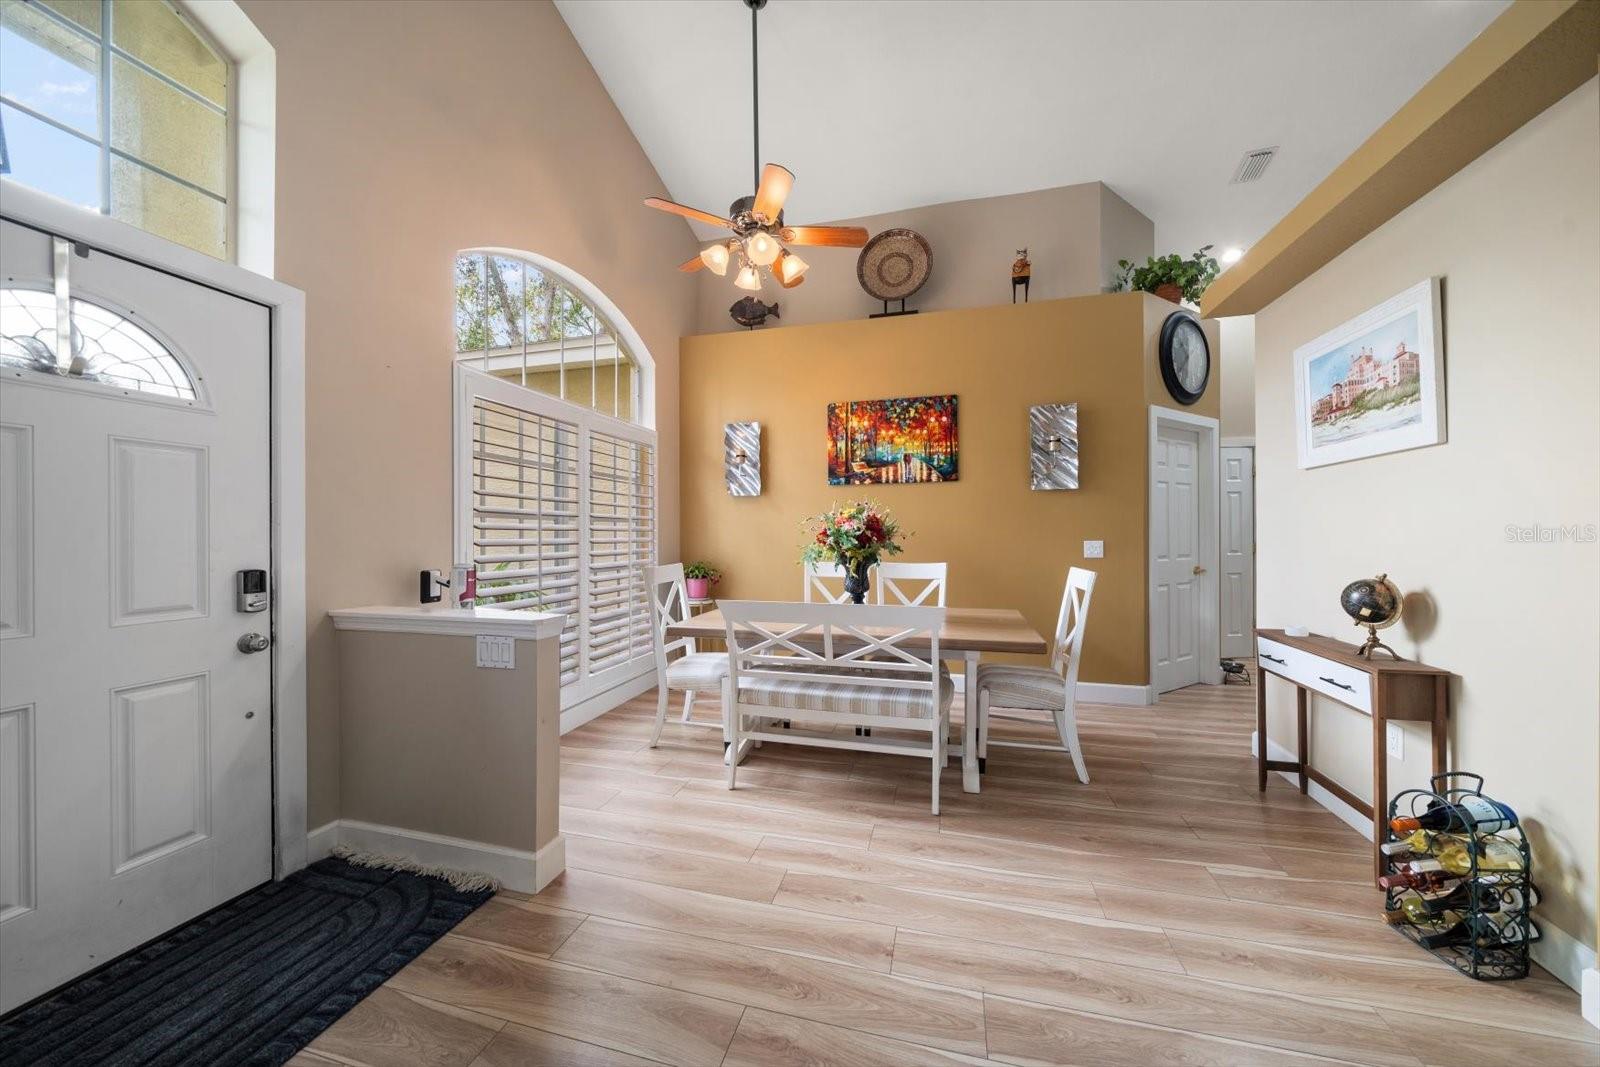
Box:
(668, 606, 1047, 655)
(1256, 628, 1451, 676)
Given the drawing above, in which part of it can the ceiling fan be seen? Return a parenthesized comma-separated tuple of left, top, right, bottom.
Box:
(643, 0, 867, 291)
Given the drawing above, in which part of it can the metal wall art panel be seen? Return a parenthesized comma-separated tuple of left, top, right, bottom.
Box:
(725, 421, 761, 496)
(1029, 403, 1079, 490)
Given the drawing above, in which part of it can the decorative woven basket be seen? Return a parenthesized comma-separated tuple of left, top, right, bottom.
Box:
(857, 229, 932, 301)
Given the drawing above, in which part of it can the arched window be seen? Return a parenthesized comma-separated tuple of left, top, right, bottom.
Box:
(453, 250, 645, 424)
(1, 285, 199, 402)
(451, 250, 656, 716)
(0, 0, 231, 259)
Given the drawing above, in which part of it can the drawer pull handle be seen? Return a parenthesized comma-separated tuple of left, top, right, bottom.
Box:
(1318, 675, 1354, 692)
(1260, 654, 1286, 665)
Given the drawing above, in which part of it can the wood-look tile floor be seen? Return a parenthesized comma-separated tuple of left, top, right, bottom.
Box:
(293, 669, 1598, 1067)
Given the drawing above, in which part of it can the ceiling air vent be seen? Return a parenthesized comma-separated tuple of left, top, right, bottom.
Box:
(1230, 146, 1277, 184)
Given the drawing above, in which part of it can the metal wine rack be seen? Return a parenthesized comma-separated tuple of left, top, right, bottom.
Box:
(1384, 772, 1533, 981)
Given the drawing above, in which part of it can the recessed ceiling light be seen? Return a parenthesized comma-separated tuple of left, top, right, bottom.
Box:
(1220, 247, 1244, 265)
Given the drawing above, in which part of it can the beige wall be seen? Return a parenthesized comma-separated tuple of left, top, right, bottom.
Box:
(1218, 316, 1256, 439)
(239, 0, 699, 829)
(1255, 80, 1598, 960)
(680, 293, 1217, 687)
(692, 182, 1152, 335)
(336, 631, 559, 852)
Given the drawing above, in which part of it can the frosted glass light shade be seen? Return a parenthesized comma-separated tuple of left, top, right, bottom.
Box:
(775, 249, 808, 287)
(699, 242, 731, 275)
(745, 230, 780, 266)
(733, 263, 763, 291)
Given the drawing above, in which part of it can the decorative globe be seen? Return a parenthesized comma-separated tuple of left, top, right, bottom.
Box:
(1340, 574, 1403, 631)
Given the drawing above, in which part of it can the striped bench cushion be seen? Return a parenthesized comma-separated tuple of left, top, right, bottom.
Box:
(738, 663, 952, 720)
(977, 663, 1065, 711)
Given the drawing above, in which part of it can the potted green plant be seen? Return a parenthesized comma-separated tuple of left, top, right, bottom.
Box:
(1110, 245, 1221, 305)
(682, 562, 721, 601)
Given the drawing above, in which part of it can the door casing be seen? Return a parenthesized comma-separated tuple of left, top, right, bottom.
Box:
(1148, 406, 1222, 691)
(0, 181, 308, 879)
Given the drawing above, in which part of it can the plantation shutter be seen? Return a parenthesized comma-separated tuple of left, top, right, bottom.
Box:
(585, 429, 656, 677)
(469, 396, 582, 683)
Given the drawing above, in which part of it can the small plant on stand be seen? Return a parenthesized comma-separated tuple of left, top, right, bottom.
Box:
(800, 501, 907, 604)
(1109, 245, 1221, 305)
(683, 562, 721, 601)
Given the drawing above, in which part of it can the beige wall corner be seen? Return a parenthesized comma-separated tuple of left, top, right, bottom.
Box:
(1204, 0, 1600, 319)
(1254, 78, 1599, 980)
(1219, 316, 1256, 440)
(236, 0, 698, 829)
(1097, 183, 1156, 293)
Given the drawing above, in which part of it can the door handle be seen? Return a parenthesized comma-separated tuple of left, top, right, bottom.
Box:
(1192, 565, 1207, 575)
(237, 633, 270, 654)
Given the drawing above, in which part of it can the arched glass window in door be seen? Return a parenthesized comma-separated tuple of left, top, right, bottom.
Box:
(0, 286, 198, 400)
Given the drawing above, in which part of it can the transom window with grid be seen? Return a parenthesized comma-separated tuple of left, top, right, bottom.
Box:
(0, 0, 232, 258)
(453, 250, 656, 711)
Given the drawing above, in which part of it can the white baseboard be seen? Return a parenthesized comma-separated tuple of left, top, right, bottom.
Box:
(1531, 921, 1598, 1001)
(1249, 732, 1597, 997)
(1250, 730, 1374, 841)
(308, 819, 565, 895)
(561, 669, 656, 734)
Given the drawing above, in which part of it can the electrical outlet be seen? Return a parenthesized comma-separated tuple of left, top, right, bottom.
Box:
(1084, 540, 1105, 559)
(475, 635, 515, 669)
(1386, 721, 1404, 760)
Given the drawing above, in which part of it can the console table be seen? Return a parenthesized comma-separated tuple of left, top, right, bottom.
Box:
(1254, 628, 1451, 882)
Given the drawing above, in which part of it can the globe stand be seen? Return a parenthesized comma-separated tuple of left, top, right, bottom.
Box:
(1355, 625, 1401, 660)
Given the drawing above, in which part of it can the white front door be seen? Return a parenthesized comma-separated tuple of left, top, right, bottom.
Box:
(1152, 424, 1202, 693)
(1219, 445, 1256, 659)
(0, 219, 273, 1011)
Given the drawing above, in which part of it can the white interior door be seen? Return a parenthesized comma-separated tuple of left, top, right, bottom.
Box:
(1152, 424, 1202, 693)
(0, 219, 272, 1011)
(1219, 446, 1256, 659)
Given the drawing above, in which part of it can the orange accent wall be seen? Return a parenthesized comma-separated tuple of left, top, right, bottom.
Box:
(679, 293, 1219, 687)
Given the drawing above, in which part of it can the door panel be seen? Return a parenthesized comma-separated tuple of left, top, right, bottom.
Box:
(0, 219, 271, 1010)
(1220, 446, 1255, 658)
(1153, 425, 1201, 693)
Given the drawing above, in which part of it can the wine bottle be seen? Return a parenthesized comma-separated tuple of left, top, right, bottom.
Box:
(1410, 880, 1539, 917)
(1433, 836, 1526, 876)
(1390, 795, 1518, 835)
(1416, 909, 1542, 950)
(1377, 868, 1457, 892)
(1380, 829, 1436, 858)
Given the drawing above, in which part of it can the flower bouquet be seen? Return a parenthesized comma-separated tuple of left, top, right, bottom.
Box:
(800, 501, 907, 604)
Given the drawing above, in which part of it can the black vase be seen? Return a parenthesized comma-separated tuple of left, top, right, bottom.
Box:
(843, 557, 872, 605)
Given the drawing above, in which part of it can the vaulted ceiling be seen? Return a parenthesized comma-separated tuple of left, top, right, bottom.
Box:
(558, 0, 1507, 257)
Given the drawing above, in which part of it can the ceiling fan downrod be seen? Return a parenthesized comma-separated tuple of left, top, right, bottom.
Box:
(747, 0, 766, 195)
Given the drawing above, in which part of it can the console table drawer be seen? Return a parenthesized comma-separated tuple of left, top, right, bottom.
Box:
(1257, 636, 1373, 714)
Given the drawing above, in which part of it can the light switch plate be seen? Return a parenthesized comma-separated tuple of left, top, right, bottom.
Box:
(475, 634, 515, 669)
(1386, 721, 1403, 760)
(1083, 540, 1104, 559)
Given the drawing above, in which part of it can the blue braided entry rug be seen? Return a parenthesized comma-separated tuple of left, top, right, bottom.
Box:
(0, 857, 493, 1067)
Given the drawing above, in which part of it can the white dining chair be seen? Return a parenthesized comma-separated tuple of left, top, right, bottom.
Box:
(802, 560, 853, 603)
(974, 566, 1097, 782)
(647, 563, 729, 747)
(875, 561, 948, 606)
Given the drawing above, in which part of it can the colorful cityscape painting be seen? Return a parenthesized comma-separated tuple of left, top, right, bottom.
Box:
(827, 394, 958, 485)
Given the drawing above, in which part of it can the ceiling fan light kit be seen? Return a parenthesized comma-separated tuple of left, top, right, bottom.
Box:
(643, 0, 867, 306)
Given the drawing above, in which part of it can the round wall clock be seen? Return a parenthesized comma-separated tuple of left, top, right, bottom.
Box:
(1159, 311, 1210, 405)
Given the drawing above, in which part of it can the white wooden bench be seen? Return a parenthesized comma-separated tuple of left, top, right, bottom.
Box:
(718, 600, 952, 813)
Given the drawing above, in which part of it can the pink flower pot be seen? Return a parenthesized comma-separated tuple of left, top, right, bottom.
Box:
(685, 577, 710, 600)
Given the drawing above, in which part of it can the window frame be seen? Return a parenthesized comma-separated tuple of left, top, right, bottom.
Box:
(451, 248, 658, 721)
(0, 0, 236, 259)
